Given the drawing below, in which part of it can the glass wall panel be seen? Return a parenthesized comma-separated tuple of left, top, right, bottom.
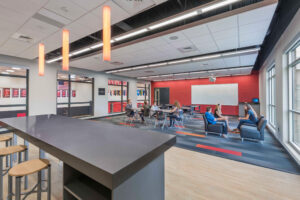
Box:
(57, 73, 93, 117)
(108, 80, 127, 113)
(0, 66, 28, 118)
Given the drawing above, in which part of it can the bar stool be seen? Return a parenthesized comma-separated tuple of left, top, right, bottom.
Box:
(0, 135, 13, 168)
(7, 159, 51, 200)
(0, 145, 27, 200)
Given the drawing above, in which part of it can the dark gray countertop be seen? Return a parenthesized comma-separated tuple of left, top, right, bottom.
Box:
(0, 115, 176, 189)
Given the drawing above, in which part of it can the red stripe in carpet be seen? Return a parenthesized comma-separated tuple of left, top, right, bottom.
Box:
(176, 131, 205, 138)
(196, 144, 242, 156)
(105, 117, 111, 119)
(174, 125, 185, 128)
(119, 122, 135, 127)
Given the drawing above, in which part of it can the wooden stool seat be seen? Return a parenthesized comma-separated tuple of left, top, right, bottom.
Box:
(0, 145, 27, 156)
(0, 135, 12, 142)
(9, 159, 50, 177)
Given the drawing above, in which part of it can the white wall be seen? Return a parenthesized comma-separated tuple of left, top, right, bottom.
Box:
(29, 61, 57, 115)
(259, 10, 300, 164)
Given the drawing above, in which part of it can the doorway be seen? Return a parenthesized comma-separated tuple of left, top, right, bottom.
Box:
(154, 88, 169, 105)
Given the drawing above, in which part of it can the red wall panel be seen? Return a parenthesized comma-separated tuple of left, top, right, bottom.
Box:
(151, 74, 259, 116)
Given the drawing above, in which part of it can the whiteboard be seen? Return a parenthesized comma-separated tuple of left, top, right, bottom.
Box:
(191, 84, 238, 106)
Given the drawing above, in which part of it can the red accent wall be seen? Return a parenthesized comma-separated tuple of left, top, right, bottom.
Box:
(151, 74, 259, 116)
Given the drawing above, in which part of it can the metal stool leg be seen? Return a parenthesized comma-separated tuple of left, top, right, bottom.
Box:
(5, 140, 9, 168)
(24, 140, 29, 190)
(13, 134, 17, 162)
(15, 176, 21, 200)
(37, 171, 42, 200)
(7, 175, 12, 200)
(18, 152, 22, 164)
(39, 149, 46, 188)
(0, 156, 3, 200)
(47, 166, 51, 200)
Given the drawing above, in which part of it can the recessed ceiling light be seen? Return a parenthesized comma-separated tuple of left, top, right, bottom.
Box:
(1, 72, 9, 75)
(201, 0, 242, 13)
(115, 29, 148, 41)
(168, 59, 191, 65)
(12, 67, 21, 70)
(6, 70, 14, 73)
(149, 11, 198, 30)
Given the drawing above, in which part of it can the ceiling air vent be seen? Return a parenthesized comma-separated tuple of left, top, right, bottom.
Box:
(12, 33, 33, 43)
(178, 45, 198, 53)
(144, 70, 155, 73)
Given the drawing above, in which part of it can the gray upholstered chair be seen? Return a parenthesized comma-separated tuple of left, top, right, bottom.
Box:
(202, 114, 223, 136)
(240, 118, 267, 142)
(242, 115, 264, 127)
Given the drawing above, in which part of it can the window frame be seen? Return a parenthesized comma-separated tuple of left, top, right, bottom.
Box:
(267, 64, 276, 128)
(287, 39, 300, 153)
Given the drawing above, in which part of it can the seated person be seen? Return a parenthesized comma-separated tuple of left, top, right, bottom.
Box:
(214, 104, 231, 131)
(234, 103, 258, 132)
(125, 99, 134, 120)
(139, 101, 150, 122)
(150, 102, 160, 118)
(169, 101, 181, 127)
(205, 106, 228, 137)
(151, 102, 159, 111)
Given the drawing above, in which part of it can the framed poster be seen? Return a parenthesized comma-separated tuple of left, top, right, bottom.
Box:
(3, 88, 10, 98)
(20, 89, 26, 97)
(12, 88, 19, 98)
(62, 90, 67, 97)
(57, 90, 61, 97)
(72, 90, 76, 97)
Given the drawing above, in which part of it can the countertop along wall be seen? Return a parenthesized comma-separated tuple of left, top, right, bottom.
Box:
(0, 54, 143, 118)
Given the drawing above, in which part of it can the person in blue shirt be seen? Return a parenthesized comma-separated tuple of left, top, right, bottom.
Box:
(205, 106, 228, 137)
(234, 103, 258, 132)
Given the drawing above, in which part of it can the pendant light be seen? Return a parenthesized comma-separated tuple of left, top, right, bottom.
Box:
(62, 29, 69, 71)
(102, 6, 111, 61)
(38, 43, 45, 76)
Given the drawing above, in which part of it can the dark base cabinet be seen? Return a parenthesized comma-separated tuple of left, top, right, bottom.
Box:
(63, 163, 111, 200)
(63, 155, 165, 200)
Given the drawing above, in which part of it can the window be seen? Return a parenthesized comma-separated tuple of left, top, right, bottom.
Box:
(267, 65, 276, 127)
(57, 73, 94, 117)
(287, 40, 300, 149)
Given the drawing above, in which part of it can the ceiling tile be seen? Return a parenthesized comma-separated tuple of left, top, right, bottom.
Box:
(238, 4, 277, 26)
(112, 0, 156, 15)
(91, 1, 130, 25)
(207, 15, 237, 33)
(70, 0, 106, 11)
(44, 0, 86, 21)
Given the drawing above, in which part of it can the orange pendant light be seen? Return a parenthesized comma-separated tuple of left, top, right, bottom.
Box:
(38, 43, 45, 76)
(62, 29, 69, 71)
(102, 6, 111, 61)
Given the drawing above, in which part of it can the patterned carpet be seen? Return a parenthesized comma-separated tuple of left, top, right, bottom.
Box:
(93, 114, 300, 175)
